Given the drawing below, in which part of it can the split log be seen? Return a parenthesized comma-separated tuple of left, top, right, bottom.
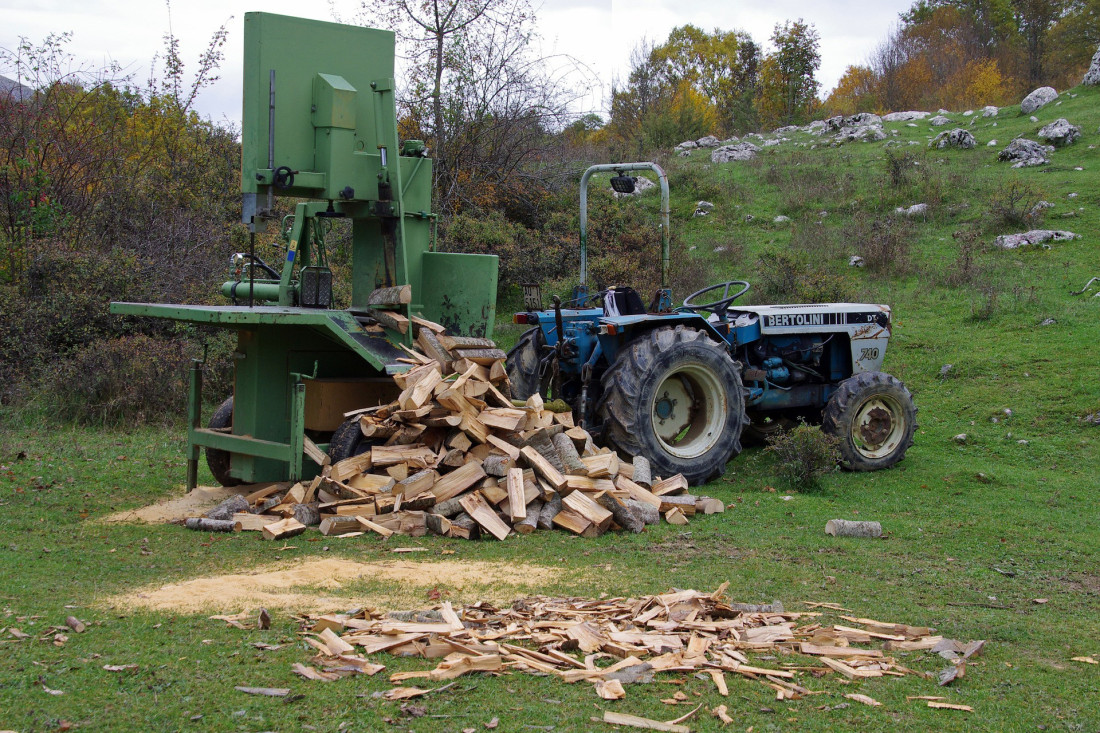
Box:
(581, 452, 618, 478)
(483, 454, 515, 478)
(205, 494, 249, 521)
(825, 519, 883, 538)
(595, 492, 643, 533)
(430, 495, 466, 518)
(319, 516, 363, 536)
(515, 498, 543, 534)
(658, 495, 697, 516)
(416, 329, 452, 373)
(537, 492, 563, 530)
(505, 468, 527, 522)
(367, 284, 412, 307)
(552, 433, 588, 475)
(459, 492, 511, 541)
(626, 499, 660, 525)
(552, 508, 598, 537)
(451, 348, 508, 365)
(397, 469, 438, 496)
(425, 512, 452, 536)
(615, 475, 661, 509)
(562, 491, 613, 533)
(524, 430, 565, 473)
(262, 517, 307, 540)
(430, 462, 487, 502)
(438, 335, 496, 351)
(293, 503, 321, 527)
(520, 445, 567, 491)
(448, 512, 480, 540)
(695, 497, 725, 514)
(663, 507, 689, 526)
(651, 474, 688, 496)
(631, 455, 652, 488)
(185, 517, 236, 532)
(369, 308, 409, 335)
(230, 512, 282, 531)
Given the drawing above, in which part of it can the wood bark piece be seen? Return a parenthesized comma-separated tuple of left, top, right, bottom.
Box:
(185, 517, 236, 532)
(230, 512, 281, 531)
(367, 284, 412, 307)
(615, 475, 662, 508)
(825, 520, 883, 538)
(520, 446, 567, 490)
(631, 455, 652, 488)
(515, 499, 543, 534)
(430, 494, 467, 518)
(626, 499, 660, 525)
(459, 492, 511, 541)
(451, 348, 508, 365)
(438, 335, 496, 351)
(553, 432, 588, 475)
(262, 517, 307, 540)
(596, 492, 643, 533)
(537, 491, 563, 530)
(483, 454, 515, 478)
(524, 430, 565, 472)
(356, 516, 395, 538)
(205, 494, 249, 521)
(410, 315, 445, 334)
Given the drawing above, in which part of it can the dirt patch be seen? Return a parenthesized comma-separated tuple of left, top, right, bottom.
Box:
(99, 485, 253, 524)
(104, 557, 566, 614)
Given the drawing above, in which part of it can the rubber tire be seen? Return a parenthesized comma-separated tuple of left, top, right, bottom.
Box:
(506, 327, 545, 401)
(822, 371, 917, 471)
(596, 325, 745, 486)
(328, 416, 373, 464)
(742, 412, 798, 446)
(206, 397, 241, 487)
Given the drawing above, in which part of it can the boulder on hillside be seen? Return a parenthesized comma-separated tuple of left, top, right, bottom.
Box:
(994, 230, 1079, 249)
(1021, 86, 1058, 114)
(695, 135, 721, 148)
(930, 128, 976, 149)
(774, 125, 801, 134)
(711, 142, 761, 163)
(674, 140, 698, 152)
(845, 112, 882, 127)
(1083, 46, 1100, 85)
(1037, 118, 1081, 147)
(804, 120, 827, 134)
(883, 111, 930, 122)
(980, 105, 999, 117)
(929, 115, 952, 126)
(895, 203, 929, 217)
(834, 123, 886, 143)
(998, 138, 1054, 167)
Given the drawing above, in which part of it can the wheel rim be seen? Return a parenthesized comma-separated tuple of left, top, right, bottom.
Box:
(851, 393, 908, 459)
(649, 363, 728, 459)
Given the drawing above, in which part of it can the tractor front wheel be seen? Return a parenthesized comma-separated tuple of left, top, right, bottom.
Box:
(506, 327, 546, 401)
(822, 371, 916, 471)
(597, 326, 745, 486)
(206, 397, 241, 487)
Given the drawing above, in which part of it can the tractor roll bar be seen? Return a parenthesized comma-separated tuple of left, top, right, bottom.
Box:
(579, 162, 670, 291)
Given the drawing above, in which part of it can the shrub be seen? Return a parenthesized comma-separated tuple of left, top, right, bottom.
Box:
(845, 214, 914, 278)
(988, 179, 1046, 231)
(753, 248, 856, 304)
(41, 335, 192, 426)
(766, 423, 840, 488)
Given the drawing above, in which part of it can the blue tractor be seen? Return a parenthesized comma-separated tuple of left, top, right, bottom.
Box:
(506, 162, 916, 486)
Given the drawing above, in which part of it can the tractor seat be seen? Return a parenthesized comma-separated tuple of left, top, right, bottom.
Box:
(603, 286, 646, 317)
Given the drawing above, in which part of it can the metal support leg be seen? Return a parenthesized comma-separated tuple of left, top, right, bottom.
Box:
(186, 359, 204, 490)
(289, 380, 306, 482)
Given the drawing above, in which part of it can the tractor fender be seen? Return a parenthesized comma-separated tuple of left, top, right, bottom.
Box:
(596, 313, 731, 364)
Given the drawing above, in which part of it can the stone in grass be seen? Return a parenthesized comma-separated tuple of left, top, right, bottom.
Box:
(929, 129, 976, 149)
(980, 105, 999, 117)
(994, 230, 1079, 249)
(711, 142, 761, 163)
(1021, 86, 1058, 114)
(1037, 118, 1081, 147)
(1083, 45, 1100, 86)
(998, 138, 1053, 168)
(929, 115, 952, 126)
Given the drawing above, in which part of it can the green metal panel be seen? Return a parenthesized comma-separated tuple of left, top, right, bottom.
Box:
(420, 252, 499, 338)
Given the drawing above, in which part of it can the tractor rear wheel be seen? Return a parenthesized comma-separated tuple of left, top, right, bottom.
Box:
(822, 371, 916, 471)
(206, 397, 241, 487)
(328, 416, 373, 464)
(506, 327, 546, 401)
(596, 326, 745, 486)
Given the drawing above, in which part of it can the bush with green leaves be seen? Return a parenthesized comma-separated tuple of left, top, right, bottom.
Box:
(765, 423, 840, 488)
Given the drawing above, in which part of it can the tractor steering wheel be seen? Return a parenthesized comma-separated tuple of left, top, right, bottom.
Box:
(682, 280, 751, 317)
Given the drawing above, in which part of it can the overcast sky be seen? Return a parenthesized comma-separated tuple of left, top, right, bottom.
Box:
(1, 0, 915, 126)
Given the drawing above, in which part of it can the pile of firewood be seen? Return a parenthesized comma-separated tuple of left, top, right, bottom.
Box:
(216, 585, 985, 719)
(186, 325, 725, 541)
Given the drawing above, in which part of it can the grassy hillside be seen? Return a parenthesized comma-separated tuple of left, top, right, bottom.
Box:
(1, 86, 1098, 732)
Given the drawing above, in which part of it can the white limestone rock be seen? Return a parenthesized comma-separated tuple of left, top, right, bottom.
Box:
(1021, 86, 1058, 114)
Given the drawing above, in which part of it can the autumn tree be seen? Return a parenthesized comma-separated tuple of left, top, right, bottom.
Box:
(824, 65, 879, 115)
(757, 20, 821, 127)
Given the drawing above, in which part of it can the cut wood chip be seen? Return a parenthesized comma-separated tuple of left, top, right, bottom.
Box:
(601, 710, 691, 732)
(595, 678, 626, 700)
(1071, 656, 1098, 664)
(235, 686, 289, 697)
(844, 693, 882, 707)
(927, 701, 974, 712)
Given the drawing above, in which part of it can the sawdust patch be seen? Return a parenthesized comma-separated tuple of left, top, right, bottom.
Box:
(105, 557, 565, 614)
(99, 485, 253, 524)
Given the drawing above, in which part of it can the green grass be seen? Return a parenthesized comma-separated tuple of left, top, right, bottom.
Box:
(3, 88, 1100, 731)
